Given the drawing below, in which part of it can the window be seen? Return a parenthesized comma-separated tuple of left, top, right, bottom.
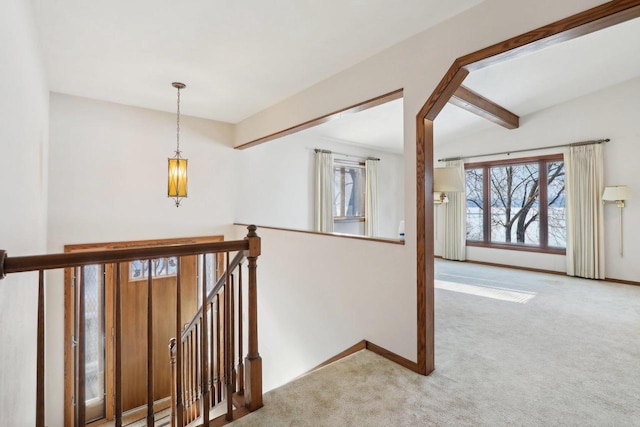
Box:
(465, 155, 565, 252)
(129, 257, 178, 280)
(333, 161, 365, 220)
(82, 264, 106, 422)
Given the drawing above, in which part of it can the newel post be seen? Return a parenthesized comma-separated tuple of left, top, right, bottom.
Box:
(243, 225, 263, 411)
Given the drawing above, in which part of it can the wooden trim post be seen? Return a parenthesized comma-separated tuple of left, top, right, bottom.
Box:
(243, 225, 263, 411)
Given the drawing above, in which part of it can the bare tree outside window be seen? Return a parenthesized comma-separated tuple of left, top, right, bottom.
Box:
(465, 168, 484, 241)
(333, 164, 365, 219)
(464, 156, 565, 250)
(490, 163, 540, 244)
(547, 161, 566, 247)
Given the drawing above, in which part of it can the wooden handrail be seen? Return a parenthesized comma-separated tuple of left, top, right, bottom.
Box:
(0, 240, 249, 275)
(180, 251, 244, 341)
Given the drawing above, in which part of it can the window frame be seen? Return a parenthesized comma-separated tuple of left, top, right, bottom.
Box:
(464, 154, 566, 255)
(333, 159, 366, 223)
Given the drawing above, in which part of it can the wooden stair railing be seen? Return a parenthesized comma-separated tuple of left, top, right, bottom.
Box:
(171, 250, 249, 427)
(0, 225, 262, 427)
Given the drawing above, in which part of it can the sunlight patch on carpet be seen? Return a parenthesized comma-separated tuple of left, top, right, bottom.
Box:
(438, 272, 538, 289)
(435, 279, 537, 304)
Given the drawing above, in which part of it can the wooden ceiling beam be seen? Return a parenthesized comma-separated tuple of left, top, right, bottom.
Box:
(449, 85, 520, 129)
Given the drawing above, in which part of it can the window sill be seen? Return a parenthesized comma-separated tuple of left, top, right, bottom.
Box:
(466, 241, 566, 255)
(334, 217, 365, 223)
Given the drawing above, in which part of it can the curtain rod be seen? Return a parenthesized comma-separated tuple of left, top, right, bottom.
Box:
(315, 148, 380, 161)
(437, 138, 610, 163)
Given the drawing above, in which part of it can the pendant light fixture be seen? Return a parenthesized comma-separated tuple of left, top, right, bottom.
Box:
(168, 82, 188, 207)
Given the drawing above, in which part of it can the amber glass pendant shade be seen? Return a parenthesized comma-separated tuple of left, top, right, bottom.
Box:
(168, 156, 188, 206)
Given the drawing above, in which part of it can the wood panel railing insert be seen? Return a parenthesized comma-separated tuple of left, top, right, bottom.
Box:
(0, 225, 262, 427)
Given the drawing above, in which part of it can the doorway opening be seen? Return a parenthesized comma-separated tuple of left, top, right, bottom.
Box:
(415, 1, 640, 375)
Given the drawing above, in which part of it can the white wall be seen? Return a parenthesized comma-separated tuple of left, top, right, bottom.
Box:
(232, 225, 414, 391)
(434, 76, 640, 281)
(45, 94, 237, 426)
(236, 131, 404, 238)
(0, 1, 49, 426)
(48, 94, 237, 246)
(231, 0, 607, 391)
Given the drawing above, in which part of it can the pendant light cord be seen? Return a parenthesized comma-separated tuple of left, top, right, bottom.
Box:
(176, 87, 181, 155)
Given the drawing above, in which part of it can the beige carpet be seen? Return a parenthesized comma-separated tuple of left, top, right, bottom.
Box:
(230, 260, 640, 426)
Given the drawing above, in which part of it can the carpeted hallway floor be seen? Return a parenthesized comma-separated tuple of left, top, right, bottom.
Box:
(230, 260, 640, 426)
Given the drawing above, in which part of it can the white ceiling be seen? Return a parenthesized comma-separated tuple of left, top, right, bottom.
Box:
(34, 2, 640, 150)
(33, 0, 482, 123)
(434, 16, 640, 145)
(306, 97, 404, 153)
(296, 16, 640, 154)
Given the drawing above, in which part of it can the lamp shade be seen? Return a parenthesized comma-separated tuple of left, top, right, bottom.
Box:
(168, 157, 188, 198)
(602, 185, 631, 201)
(434, 167, 464, 192)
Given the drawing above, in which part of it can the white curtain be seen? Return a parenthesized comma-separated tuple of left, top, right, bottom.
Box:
(314, 151, 334, 233)
(565, 144, 605, 279)
(443, 160, 466, 261)
(365, 159, 379, 237)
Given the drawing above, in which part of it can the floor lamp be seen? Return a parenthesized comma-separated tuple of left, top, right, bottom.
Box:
(602, 185, 632, 256)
